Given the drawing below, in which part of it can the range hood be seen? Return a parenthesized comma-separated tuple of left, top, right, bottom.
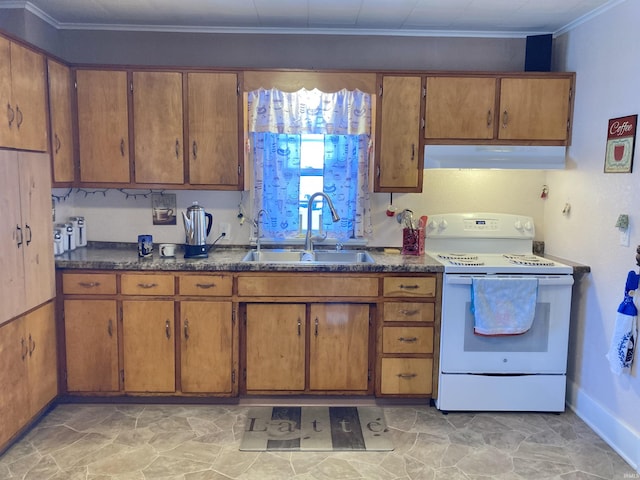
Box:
(424, 145, 567, 170)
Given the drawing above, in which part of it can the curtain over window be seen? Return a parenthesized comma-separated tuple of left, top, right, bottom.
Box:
(247, 88, 372, 241)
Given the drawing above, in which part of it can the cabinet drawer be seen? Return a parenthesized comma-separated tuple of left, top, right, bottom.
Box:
(121, 274, 174, 295)
(179, 274, 232, 296)
(237, 275, 378, 298)
(380, 358, 433, 395)
(62, 273, 117, 295)
(383, 302, 434, 322)
(383, 276, 436, 297)
(382, 326, 433, 354)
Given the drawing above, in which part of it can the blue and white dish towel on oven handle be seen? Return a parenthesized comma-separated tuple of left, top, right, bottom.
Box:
(471, 277, 539, 335)
(606, 271, 638, 375)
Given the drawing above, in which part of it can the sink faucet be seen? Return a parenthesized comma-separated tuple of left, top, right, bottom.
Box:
(254, 209, 269, 252)
(304, 192, 340, 252)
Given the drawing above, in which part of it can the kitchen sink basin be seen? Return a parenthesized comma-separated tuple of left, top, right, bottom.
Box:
(241, 249, 375, 264)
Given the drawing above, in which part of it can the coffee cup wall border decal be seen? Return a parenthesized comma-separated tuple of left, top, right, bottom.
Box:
(604, 114, 637, 173)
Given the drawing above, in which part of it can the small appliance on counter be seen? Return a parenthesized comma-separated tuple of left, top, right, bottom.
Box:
(182, 201, 213, 258)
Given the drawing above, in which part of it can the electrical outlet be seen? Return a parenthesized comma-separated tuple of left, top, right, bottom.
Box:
(220, 222, 231, 239)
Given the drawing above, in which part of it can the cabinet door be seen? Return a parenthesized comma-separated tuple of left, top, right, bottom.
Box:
(180, 301, 233, 393)
(122, 300, 175, 393)
(19, 152, 55, 310)
(425, 77, 496, 140)
(0, 37, 13, 147)
(48, 59, 75, 184)
(187, 72, 240, 187)
(0, 152, 26, 324)
(377, 76, 422, 192)
(64, 299, 119, 392)
(133, 71, 184, 184)
(309, 304, 369, 391)
(245, 303, 305, 391)
(76, 70, 130, 183)
(9, 41, 47, 152)
(498, 78, 571, 141)
(0, 318, 29, 448)
(25, 302, 57, 417)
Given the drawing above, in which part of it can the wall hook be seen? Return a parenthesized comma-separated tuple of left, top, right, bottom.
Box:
(540, 185, 549, 199)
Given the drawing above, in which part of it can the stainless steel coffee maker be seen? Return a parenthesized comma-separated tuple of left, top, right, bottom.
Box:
(182, 201, 213, 258)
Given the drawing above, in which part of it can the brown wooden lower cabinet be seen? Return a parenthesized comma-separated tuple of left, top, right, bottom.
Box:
(180, 301, 234, 393)
(122, 300, 176, 393)
(0, 301, 57, 449)
(64, 299, 119, 392)
(380, 358, 433, 395)
(243, 302, 372, 394)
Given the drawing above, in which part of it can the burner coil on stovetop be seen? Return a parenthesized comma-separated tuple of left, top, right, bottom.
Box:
(437, 253, 485, 266)
(503, 254, 554, 266)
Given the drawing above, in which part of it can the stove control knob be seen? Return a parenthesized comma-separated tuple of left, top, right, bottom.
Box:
(427, 219, 438, 231)
(524, 221, 533, 232)
(514, 220, 523, 231)
(439, 219, 448, 231)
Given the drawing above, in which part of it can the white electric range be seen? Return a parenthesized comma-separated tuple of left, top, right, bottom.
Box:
(425, 213, 574, 412)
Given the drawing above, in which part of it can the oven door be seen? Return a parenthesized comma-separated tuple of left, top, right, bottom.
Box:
(440, 274, 573, 374)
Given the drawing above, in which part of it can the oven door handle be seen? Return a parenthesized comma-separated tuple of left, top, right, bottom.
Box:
(445, 275, 574, 286)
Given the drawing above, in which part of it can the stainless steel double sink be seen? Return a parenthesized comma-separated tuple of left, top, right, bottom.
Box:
(241, 249, 375, 264)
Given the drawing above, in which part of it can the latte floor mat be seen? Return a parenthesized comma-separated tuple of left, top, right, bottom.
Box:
(240, 406, 393, 452)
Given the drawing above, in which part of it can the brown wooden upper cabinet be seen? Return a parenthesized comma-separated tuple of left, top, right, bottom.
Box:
(425, 75, 573, 144)
(0, 37, 48, 152)
(376, 75, 424, 193)
(76, 69, 131, 184)
(47, 59, 75, 185)
(132, 71, 184, 184)
(187, 72, 241, 189)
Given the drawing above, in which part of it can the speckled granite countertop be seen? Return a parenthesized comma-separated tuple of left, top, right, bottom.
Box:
(54, 243, 444, 273)
(54, 243, 590, 274)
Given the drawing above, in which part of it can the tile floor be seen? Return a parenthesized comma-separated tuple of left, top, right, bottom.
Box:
(0, 402, 636, 479)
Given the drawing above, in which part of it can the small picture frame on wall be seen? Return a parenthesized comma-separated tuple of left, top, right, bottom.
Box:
(604, 114, 637, 173)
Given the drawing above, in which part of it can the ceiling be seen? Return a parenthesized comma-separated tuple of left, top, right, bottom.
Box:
(0, 0, 619, 36)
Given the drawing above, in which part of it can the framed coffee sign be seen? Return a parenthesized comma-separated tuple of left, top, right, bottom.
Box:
(604, 114, 637, 173)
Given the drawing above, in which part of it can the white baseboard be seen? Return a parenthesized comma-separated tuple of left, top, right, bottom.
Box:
(566, 379, 639, 473)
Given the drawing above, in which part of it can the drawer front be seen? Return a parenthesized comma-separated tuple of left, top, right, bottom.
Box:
(382, 326, 433, 354)
(383, 276, 436, 297)
(121, 273, 175, 295)
(383, 302, 434, 322)
(237, 275, 378, 297)
(179, 274, 232, 296)
(62, 273, 117, 295)
(380, 358, 433, 395)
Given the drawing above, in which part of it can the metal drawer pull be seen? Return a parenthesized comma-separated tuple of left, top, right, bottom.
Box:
(195, 283, 216, 289)
(16, 225, 22, 247)
(175, 139, 180, 158)
(399, 284, 419, 290)
(397, 373, 417, 379)
(79, 281, 101, 288)
(165, 320, 171, 339)
(400, 309, 419, 316)
(297, 318, 301, 336)
(192, 140, 198, 159)
(502, 110, 509, 128)
(55, 133, 61, 154)
(21, 338, 28, 360)
(16, 105, 23, 128)
(108, 319, 113, 337)
(487, 109, 492, 127)
(184, 320, 189, 340)
(399, 336, 418, 343)
(137, 283, 158, 289)
(120, 138, 125, 156)
(26, 224, 32, 245)
(314, 318, 319, 337)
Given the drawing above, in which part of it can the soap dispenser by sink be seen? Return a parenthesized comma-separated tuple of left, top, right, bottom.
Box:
(182, 201, 213, 258)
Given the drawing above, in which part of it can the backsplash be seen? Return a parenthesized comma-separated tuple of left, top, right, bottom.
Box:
(52, 169, 548, 248)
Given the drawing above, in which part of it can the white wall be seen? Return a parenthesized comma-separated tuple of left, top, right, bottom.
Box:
(547, 0, 640, 470)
